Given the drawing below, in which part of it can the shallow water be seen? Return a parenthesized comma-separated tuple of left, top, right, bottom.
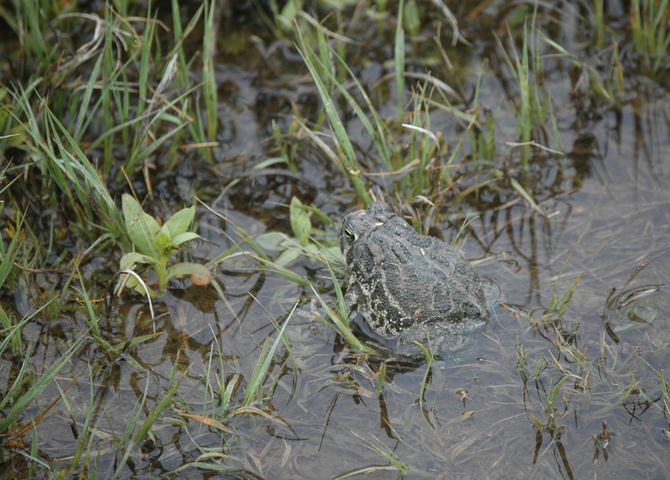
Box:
(2, 2, 670, 479)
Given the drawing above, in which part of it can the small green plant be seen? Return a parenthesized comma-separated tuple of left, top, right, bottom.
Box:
(529, 371, 569, 432)
(119, 194, 211, 297)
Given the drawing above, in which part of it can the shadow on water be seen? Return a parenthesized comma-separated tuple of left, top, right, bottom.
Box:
(1, 1, 670, 479)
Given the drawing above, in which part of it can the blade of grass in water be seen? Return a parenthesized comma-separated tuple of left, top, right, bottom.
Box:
(250, 294, 301, 403)
(395, 0, 406, 122)
(62, 365, 95, 472)
(109, 377, 152, 480)
(203, 0, 218, 141)
(314, 45, 396, 170)
(310, 267, 377, 355)
(133, 358, 182, 443)
(0, 335, 85, 434)
(74, 264, 114, 351)
(296, 28, 371, 205)
(351, 432, 410, 473)
(546, 239, 582, 317)
(414, 341, 435, 409)
(510, 178, 544, 216)
(243, 301, 296, 405)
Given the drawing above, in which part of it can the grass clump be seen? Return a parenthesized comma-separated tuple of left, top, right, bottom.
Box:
(2, 0, 217, 181)
(630, 0, 670, 72)
(295, 19, 476, 215)
(494, 9, 563, 171)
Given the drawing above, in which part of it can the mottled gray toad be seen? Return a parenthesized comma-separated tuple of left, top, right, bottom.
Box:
(339, 201, 489, 350)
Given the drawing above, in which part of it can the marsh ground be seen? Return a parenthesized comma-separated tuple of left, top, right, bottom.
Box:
(0, 0, 669, 478)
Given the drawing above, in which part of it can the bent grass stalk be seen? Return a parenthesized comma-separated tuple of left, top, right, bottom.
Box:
(203, 0, 218, 142)
(311, 257, 377, 355)
(296, 27, 371, 205)
(243, 301, 296, 405)
(395, 0, 406, 122)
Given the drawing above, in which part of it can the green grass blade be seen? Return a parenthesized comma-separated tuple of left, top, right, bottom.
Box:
(203, 0, 218, 141)
(395, 0, 406, 121)
(243, 302, 295, 405)
(73, 52, 104, 141)
(296, 29, 371, 204)
(0, 336, 84, 434)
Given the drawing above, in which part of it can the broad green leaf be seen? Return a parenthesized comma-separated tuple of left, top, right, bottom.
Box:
(275, 248, 301, 267)
(290, 197, 311, 244)
(6, 125, 27, 148)
(123, 195, 160, 257)
(134, 283, 159, 298)
(323, 245, 345, 264)
(301, 204, 335, 227)
(254, 231, 286, 251)
(122, 194, 143, 233)
(129, 219, 159, 256)
(124, 275, 139, 289)
(120, 252, 153, 270)
(162, 206, 195, 237)
(166, 262, 212, 286)
(160, 245, 177, 260)
(170, 232, 200, 246)
(280, 0, 299, 22)
(143, 213, 161, 238)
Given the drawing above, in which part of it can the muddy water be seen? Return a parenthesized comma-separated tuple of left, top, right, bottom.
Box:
(8, 3, 670, 479)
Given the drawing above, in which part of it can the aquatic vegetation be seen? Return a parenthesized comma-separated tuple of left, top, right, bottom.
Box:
(494, 7, 563, 171)
(1, 0, 669, 478)
(630, 0, 670, 72)
(118, 194, 211, 297)
(0, 332, 84, 437)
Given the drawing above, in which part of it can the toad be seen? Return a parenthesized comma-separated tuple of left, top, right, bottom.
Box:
(339, 201, 489, 351)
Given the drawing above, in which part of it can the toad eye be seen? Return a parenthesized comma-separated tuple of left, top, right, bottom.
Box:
(344, 224, 357, 242)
